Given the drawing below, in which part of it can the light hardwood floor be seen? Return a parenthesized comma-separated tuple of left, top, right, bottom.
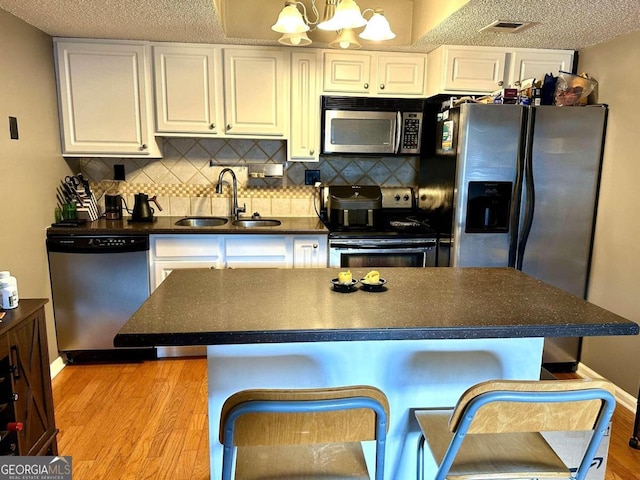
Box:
(51, 358, 640, 480)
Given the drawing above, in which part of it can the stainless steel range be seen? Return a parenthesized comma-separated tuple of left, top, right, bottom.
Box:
(322, 186, 446, 268)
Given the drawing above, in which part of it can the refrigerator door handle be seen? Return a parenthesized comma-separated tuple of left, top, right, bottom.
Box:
(516, 107, 537, 270)
(509, 108, 528, 268)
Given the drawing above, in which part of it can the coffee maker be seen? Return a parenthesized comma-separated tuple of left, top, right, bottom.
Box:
(104, 193, 123, 220)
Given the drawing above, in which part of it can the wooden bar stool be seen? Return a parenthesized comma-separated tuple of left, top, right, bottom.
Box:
(220, 385, 389, 480)
(415, 378, 616, 480)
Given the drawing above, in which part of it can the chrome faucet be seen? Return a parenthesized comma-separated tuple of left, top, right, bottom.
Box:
(215, 168, 246, 221)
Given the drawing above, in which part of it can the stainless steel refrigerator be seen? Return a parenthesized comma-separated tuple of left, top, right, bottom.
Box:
(424, 103, 608, 371)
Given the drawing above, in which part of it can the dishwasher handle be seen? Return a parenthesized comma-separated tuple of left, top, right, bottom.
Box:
(46, 235, 149, 254)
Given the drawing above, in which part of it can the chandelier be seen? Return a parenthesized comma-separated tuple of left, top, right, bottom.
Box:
(271, 0, 395, 49)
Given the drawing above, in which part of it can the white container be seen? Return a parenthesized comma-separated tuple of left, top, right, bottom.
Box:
(0, 271, 19, 310)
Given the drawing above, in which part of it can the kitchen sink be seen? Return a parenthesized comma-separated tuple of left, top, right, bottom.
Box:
(174, 217, 228, 227)
(232, 219, 281, 228)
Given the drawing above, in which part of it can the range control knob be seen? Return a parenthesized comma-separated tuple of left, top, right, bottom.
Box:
(403, 194, 410, 201)
(394, 194, 401, 201)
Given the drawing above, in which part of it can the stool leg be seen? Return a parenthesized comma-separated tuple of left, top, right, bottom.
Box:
(417, 433, 425, 480)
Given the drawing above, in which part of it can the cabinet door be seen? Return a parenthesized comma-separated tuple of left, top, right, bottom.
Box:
(293, 236, 327, 268)
(152, 261, 220, 290)
(323, 52, 372, 94)
(442, 47, 507, 92)
(223, 48, 286, 136)
(153, 45, 222, 135)
(510, 50, 574, 87)
(8, 310, 57, 456)
(289, 51, 320, 162)
(224, 235, 289, 268)
(55, 41, 156, 156)
(376, 54, 426, 95)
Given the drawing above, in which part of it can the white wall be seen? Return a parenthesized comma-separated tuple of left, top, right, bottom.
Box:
(0, 9, 72, 363)
(579, 30, 640, 396)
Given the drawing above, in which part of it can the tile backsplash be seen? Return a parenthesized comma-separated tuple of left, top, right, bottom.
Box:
(78, 138, 419, 218)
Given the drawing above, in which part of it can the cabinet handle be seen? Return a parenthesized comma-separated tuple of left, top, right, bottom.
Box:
(310, 149, 314, 156)
(140, 144, 148, 151)
(514, 80, 521, 87)
(209, 123, 215, 130)
(9, 346, 19, 380)
(380, 84, 385, 90)
(498, 81, 504, 87)
(313, 244, 318, 249)
(226, 124, 232, 130)
(364, 83, 369, 89)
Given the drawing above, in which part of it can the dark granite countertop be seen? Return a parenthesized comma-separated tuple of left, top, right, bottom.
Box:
(46, 216, 328, 236)
(114, 267, 639, 347)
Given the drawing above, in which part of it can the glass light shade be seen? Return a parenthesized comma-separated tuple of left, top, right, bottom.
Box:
(330, 0, 367, 30)
(359, 11, 396, 40)
(329, 28, 361, 49)
(271, 3, 310, 34)
(278, 31, 312, 46)
(317, 0, 339, 31)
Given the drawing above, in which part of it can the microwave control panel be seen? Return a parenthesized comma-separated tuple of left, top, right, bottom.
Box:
(400, 112, 423, 154)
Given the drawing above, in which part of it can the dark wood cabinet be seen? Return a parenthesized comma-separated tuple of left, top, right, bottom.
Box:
(0, 299, 58, 455)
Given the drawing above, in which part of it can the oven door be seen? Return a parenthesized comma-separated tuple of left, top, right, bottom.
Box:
(329, 239, 437, 268)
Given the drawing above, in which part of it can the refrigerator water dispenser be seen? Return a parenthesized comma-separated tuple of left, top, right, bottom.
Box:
(465, 181, 512, 233)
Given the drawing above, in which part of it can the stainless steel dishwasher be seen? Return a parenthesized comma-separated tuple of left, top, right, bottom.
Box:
(46, 234, 156, 363)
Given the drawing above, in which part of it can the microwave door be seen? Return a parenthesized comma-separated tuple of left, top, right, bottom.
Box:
(323, 110, 396, 154)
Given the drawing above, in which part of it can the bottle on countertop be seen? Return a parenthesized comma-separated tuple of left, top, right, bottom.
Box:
(0, 271, 19, 310)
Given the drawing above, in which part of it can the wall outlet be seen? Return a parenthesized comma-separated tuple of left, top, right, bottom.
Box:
(114, 164, 126, 181)
(305, 170, 320, 185)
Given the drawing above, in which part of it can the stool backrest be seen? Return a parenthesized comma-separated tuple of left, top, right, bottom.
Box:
(448, 378, 615, 434)
(220, 385, 390, 446)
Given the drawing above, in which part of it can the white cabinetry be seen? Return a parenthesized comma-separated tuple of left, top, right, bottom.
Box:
(293, 236, 325, 268)
(151, 45, 287, 138)
(427, 46, 507, 95)
(153, 45, 223, 135)
(323, 51, 426, 96)
(149, 233, 327, 289)
(223, 48, 287, 136)
(150, 235, 222, 290)
(426, 45, 575, 97)
(509, 50, 574, 87)
(289, 50, 320, 162)
(54, 39, 161, 157)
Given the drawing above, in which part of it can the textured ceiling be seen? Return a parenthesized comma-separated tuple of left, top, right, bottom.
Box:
(0, 0, 638, 52)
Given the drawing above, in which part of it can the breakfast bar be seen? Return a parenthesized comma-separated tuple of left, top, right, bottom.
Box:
(115, 267, 639, 479)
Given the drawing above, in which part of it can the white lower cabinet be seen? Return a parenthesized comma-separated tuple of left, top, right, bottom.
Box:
(149, 233, 327, 289)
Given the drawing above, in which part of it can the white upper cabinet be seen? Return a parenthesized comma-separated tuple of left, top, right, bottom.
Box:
(323, 51, 372, 94)
(153, 45, 223, 135)
(426, 45, 575, 97)
(323, 51, 426, 96)
(223, 48, 287, 137)
(427, 46, 507, 95)
(509, 49, 574, 87)
(54, 39, 161, 157)
(289, 51, 320, 162)
(376, 54, 426, 95)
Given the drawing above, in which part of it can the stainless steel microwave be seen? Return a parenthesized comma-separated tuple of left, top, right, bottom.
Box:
(321, 96, 425, 155)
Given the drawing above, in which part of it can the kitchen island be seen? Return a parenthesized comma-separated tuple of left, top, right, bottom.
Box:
(115, 267, 638, 479)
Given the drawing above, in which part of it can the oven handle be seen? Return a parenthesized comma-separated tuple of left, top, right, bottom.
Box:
(329, 243, 436, 250)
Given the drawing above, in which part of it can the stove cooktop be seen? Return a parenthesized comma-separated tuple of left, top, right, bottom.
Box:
(327, 212, 438, 238)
